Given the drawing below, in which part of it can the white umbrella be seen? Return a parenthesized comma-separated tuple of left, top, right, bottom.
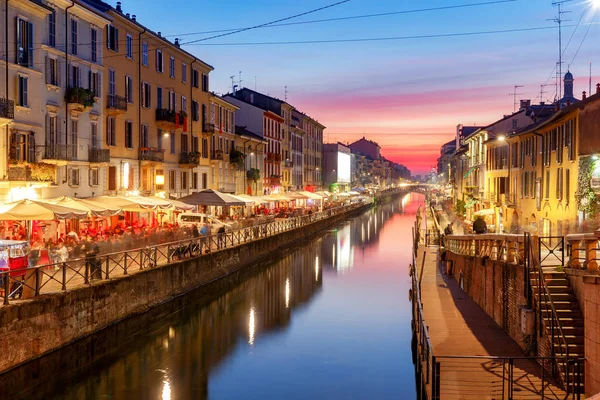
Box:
(40, 196, 122, 217)
(0, 199, 89, 220)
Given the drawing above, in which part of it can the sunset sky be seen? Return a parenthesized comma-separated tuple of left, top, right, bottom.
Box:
(116, 0, 600, 175)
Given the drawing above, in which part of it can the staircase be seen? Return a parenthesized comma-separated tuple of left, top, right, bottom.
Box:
(530, 267, 585, 392)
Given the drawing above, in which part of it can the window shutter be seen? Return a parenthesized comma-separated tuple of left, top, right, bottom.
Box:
(97, 73, 101, 97)
(16, 18, 20, 64)
(27, 22, 33, 68)
(88, 70, 92, 90)
(45, 56, 50, 84)
(565, 169, 570, 204)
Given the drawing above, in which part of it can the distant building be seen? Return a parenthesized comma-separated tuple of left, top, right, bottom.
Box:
(348, 137, 381, 160)
(323, 143, 352, 192)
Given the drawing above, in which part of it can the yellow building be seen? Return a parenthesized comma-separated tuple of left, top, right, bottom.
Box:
(102, 4, 213, 198)
(233, 126, 267, 195)
(207, 94, 237, 193)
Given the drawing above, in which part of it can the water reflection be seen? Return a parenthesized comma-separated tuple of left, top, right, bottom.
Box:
(2, 193, 423, 400)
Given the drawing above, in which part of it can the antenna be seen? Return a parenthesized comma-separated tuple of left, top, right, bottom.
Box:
(550, 0, 571, 101)
(509, 85, 524, 112)
(230, 75, 236, 92)
(540, 83, 552, 103)
(238, 71, 243, 89)
(284, 86, 288, 102)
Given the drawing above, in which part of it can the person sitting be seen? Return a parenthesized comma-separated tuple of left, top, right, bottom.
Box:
(444, 223, 454, 235)
(473, 216, 487, 234)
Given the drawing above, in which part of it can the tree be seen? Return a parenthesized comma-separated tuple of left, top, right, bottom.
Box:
(246, 168, 261, 195)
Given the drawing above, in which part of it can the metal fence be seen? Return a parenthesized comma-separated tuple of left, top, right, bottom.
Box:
(0, 200, 373, 305)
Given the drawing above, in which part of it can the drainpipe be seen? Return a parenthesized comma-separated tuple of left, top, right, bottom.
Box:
(243, 137, 250, 194)
(190, 56, 197, 192)
(5, 0, 9, 179)
(138, 26, 146, 192)
(65, 1, 74, 176)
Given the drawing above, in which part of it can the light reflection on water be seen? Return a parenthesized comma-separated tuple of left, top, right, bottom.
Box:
(7, 193, 423, 400)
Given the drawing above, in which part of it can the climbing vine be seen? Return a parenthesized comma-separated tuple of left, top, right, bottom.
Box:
(575, 156, 600, 218)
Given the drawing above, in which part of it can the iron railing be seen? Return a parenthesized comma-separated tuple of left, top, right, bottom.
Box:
(0, 98, 15, 119)
(0, 200, 373, 306)
(88, 148, 110, 163)
(539, 236, 565, 267)
(107, 94, 127, 111)
(139, 148, 164, 162)
(43, 143, 76, 161)
(179, 151, 200, 166)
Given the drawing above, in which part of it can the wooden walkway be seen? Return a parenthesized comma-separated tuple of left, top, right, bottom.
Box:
(416, 246, 567, 399)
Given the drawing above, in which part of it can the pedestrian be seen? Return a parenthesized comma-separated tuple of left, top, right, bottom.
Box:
(473, 216, 487, 234)
(444, 223, 454, 235)
(192, 224, 200, 238)
(217, 225, 226, 249)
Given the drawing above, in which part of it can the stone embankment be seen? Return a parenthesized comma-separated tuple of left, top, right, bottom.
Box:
(0, 191, 399, 374)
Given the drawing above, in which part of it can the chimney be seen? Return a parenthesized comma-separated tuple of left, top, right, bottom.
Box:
(519, 99, 531, 110)
(132, 15, 136, 21)
(125, 13, 130, 18)
(157, 32, 161, 37)
(566, 100, 571, 107)
(596, 83, 600, 94)
(583, 91, 587, 100)
(116, 1, 122, 12)
(540, 101, 545, 105)
(174, 38, 180, 48)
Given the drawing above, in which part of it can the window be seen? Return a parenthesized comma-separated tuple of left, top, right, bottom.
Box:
(181, 171, 188, 190)
(108, 166, 117, 191)
(142, 42, 148, 66)
(556, 168, 563, 200)
(126, 34, 133, 59)
(71, 119, 78, 149)
(202, 73, 209, 92)
(170, 57, 175, 78)
(142, 82, 151, 108)
(47, 115, 58, 145)
(141, 125, 149, 148)
(192, 136, 198, 152)
(91, 28, 97, 62)
(202, 173, 208, 189)
(157, 129, 163, 151)
(156, 50, 163, 72)
(181, 96, 187, 113)
(107, 25, 119, 51)
(108, 69, 116, 96)
(192, 69, 199, 88)
(170, 132, 175, 154)
(192, 172, 198, 190)
(125, 121, 133, 148)
(202, 138, 208, 158)
(545, 170, 550, 199)
(157, 87, 162, 109)
(45, 57, 60, 86)
(70, 64, 81, 88)
(89, 71, 100, 96)
(123, 162, 131, 189)
(49, 11, 56, 48)
(106, 117, 116, 146)
(89, 168, 99, 186)
(169, 170, 176, 190)
(191, 101, 200, 122)
(126, 76, 133, 103)
(91, 122, 98, 148)
(71, 19, 78, 55)
(18, 76, 28, 107)
(169, 91, 176, 111)
(565, 169, 570, 204)
(182, 63, 187, 83)
(69, 168, 80, 186)
(181, 134, 188, 153)
(16, 18, 33, 67)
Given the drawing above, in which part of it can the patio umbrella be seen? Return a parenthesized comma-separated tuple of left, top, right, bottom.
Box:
(0, 199, 89, 220)
(179, 189, 245, 206)
(299, 191, 323, 200)
(162, 197, 195, 211)
(40, 196, 122, 217)
(236, 194, 268, 204)
(227, 194, 255, 205)
(86, 195, 159, 212)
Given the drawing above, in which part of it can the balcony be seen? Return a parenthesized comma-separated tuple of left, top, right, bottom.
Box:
(65, 87, 96, 112)
(179, 151, 200, 167)
(139, 148, 164, 163)
(284, 160, 293, 168)
(89, 148, 110, 163)
(156, 109, 187, 131)
(266, 153, 282, 163)
(106, 94, 127, 116)
(268, 176, 281, 187)
(7, 162, 56, 183)
(203, 123, 217, 135)
(219, 182, 236, 193)
(0, 98, 15, 123)
(43, 143, 76, 163)
(210, 150, 223, 161)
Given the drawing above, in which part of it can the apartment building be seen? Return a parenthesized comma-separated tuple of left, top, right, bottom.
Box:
(207, 94, 237, 193)
(234, 126, 267, 195)
(100, 1, 213, 198)
(0, 0, 112, 201)
(280, 102, 294, 191)
(300, 113, 324, 191)
(290, 111, 304, 190)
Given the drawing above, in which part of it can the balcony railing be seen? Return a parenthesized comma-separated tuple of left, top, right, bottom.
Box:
(107, 94, 127, 113)
(0, 98, 15, 120)
(65, 87, 96, 109)
(89, 148, 110, 163)
(210, 151, 223, 161)
(179, 151, 200, 166)
(43, 144, 76, 161)
(139, 148, 164, 162)
(203, 123, 217, 133)
(268, 176, 281, 186)
(284, 160, 293, 168)
(219, 182, 236, 193)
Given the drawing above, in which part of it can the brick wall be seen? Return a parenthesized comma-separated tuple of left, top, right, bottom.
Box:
(0, 204, 370, 374)
(584, 276, 600, 396)
(446, 252, 552, 359)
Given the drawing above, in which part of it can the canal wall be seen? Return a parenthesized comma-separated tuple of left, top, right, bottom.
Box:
(0, 203, 372, 374)
(444, 251, 552, 359)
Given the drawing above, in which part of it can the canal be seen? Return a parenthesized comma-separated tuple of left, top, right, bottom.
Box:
(3, 193, 423, 400)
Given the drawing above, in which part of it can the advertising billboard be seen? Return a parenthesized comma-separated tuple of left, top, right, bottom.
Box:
(337, 152, 351, 183)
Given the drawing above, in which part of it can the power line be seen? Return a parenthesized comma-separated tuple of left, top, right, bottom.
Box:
(182, 25, 565, 46)
(569, 10, 596, 68)
(168, 0, 518, 38)
(181, 0, 352, 45)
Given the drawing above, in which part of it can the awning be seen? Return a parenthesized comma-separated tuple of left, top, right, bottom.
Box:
(299, 191, 323, 200)
(464, 167, 475, 179)
(474, 208, 495, 216)
(227, 194, 255, 205)
(179, 189, 245, 206)
(0, 199, 90, 220)
(40, 196, 122, 217)
(237, 194, 269, 204)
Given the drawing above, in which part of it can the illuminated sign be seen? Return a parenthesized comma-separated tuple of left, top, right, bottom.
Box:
(337, 152, 351, 183)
